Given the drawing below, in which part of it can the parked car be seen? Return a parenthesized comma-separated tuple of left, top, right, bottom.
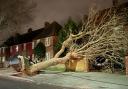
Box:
(8, 55, 21, 72)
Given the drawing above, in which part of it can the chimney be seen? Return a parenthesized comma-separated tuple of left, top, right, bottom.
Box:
(28, 28, 33, 33)
(112, 0, 118, 6)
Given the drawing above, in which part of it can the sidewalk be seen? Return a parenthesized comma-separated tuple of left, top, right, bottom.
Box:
(0, 68, 128, 89)
(0, 67, 17, 76)
(29, 71, 128, 89)
(0, 68, 34, 83)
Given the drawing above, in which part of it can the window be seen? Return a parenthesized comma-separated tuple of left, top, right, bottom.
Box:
(16, 45, 18, 52)
(45, 37, 51, 47)
(45, 52, 50, 60)
(2, 56, 5, 62)
(24, 43, 26, 50)
(32, 42, 35, 49)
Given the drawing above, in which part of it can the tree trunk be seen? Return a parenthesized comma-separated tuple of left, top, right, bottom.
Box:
(21, 53, 72, 75)
(18, 52, 84, 75)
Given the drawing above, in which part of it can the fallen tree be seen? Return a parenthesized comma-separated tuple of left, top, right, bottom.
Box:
(18, 6, 128, 75)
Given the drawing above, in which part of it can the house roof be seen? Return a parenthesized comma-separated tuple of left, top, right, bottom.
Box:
(3, 21, 62, 46)
(33, 21, 62, 39)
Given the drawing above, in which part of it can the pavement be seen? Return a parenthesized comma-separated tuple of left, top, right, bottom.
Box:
(0, 76, 75, 89)
(0, 68, 128, 89)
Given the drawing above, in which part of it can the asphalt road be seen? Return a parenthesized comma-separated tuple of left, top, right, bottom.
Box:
(0, 77, 74, 89)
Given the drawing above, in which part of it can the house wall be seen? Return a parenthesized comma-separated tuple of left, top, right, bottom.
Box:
(0, 35, 56, 68)
(39, 36, 54, 60)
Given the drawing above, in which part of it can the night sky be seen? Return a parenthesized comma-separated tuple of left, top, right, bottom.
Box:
(0, 0, 128, 44)
(31, 0, 112, 29)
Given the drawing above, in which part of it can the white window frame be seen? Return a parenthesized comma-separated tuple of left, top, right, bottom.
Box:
(32, 42, 35, 49)
(45, 52, 50, 60)
(2, 56, 5, 62)
(16, 45, 19, 52)
(45, 37, 51, 47)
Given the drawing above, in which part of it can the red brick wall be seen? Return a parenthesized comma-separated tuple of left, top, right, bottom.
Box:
(39, 37, 55, 60)
(18, 44, 24, 54)
(26, 42, 33, 56)
(0, 36, 55, 62)
(11, 45, 17, 56)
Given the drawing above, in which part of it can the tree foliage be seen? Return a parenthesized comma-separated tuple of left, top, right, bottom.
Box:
(34, 42, 46, 59)
(54, 7, 128, 66)
(54, 18, 79, 56)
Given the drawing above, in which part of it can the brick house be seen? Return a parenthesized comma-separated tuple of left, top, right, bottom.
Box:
(0, 21, 62, 67)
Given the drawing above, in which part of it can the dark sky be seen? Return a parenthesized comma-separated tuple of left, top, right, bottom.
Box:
(1, 0, 128, 44)
(30, 0, 112, 30)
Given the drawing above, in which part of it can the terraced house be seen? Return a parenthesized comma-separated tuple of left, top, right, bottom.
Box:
(0, 21, 62, 68)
